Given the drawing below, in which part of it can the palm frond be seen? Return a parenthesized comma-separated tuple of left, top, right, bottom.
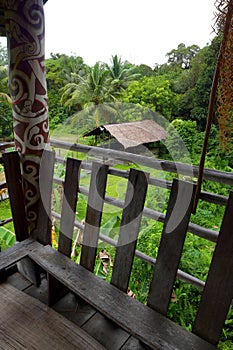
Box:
(0, 93, 12, 106)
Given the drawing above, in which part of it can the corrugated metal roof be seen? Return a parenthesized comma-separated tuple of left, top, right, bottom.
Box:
(84, 120, 167, 149)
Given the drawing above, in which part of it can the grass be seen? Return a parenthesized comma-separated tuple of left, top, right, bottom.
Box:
(0, 199, 14, 232)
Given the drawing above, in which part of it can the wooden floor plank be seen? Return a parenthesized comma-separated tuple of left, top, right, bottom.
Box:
(0, 283, 105, 350)
(121, 336, 152, 349)
(53, 292, 97, 327)
(29, 244, 216, 350)
(24, 276, 48, 304)
(82, 312, 130, 350)
(7, 272, 33, 291)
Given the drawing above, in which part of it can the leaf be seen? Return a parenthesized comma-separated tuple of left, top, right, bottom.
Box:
(0, 226, 16, 247)
(0, 92, 12, 106)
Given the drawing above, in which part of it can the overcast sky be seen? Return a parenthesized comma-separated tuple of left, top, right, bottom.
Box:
(1, 0, 216, 68)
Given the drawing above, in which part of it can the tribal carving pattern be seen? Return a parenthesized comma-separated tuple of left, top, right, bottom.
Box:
(5, 0, 49, 229)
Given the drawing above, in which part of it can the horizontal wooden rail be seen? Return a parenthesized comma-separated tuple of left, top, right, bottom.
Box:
(55, 154, 229, 207)
(0, 141, 228, 294)
(53, 176, 219, 243)
(51, 139, 233, 186)
(51, 210, 207, 291)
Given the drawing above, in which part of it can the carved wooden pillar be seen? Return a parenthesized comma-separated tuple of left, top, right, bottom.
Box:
(4, 0, 49, 233)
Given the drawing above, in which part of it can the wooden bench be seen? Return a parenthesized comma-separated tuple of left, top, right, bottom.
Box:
(1, 150, 233, 349)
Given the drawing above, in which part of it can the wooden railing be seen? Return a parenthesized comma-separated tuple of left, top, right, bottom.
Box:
(1, 139, 233, 292)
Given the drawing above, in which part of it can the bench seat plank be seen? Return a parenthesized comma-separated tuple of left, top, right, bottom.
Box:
(29, 243, 216, 350)
(0, 239, 40, 271)
(0, 282, 105, 350)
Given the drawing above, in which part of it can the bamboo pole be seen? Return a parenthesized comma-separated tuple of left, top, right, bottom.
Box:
(192, 1, 233, 213)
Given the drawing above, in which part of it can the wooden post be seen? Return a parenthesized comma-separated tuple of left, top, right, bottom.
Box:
(4, 0, 49, 233)
(4, 0, 49, 285)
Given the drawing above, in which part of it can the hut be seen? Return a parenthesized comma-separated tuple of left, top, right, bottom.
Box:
(84, 119, 167, 154)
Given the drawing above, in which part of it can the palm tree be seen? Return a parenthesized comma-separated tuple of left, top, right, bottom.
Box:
(61, 57, 140, 129)
(0, 92, 11, 104)
(107, 55, 140, 96)
(61, 62, 118, 127)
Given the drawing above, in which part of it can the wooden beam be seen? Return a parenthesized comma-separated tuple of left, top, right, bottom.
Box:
(111, 168, 149, 292)
(2, 152, 29, 241)
(80, 162, 109, 272)
(147, 180, 195, 315)
(58, 158, 81, 257)
(193, 191, 233, 345)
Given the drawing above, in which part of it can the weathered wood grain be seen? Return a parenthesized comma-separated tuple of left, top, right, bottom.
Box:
(50, 139, 233, 185)
(2, 152, 28, 241)
(29, 244, 216, 350)
(80, 162, 109, 272)
(0, 283, 105, 350)
(58, 158, 81, 257)
(24, 275, 48, 304)
(193, 191, 233, 345)
(47, 273, 69, 306)
(147, 180, 195, 315)
(53, 292, 96, 327)
(111, 168, 149, 292)
(82, 312, 130, 350)
(0, 239, 40, 271)
(7, 271, 33, 291)
(121, 336, 151, 349)
(34, 150, 55, 245)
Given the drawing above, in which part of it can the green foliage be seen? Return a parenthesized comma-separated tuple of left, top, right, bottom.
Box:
(0, 43, 8, 66)
(48, 88, 70, 130)
(0, 103, 13, 140)
(0, 227, 16, 250)
(44, 36, 222, 140)
(125, 76, 176, 118)
(107, 55, 140, 96)
(46, 53, 88, 89)
(164, 118, 203, 161)
(0, 199, 14, 233)
(166, 43, 200, 69)
(134, 64, 155, 77)
(0, 48, 13, 140)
